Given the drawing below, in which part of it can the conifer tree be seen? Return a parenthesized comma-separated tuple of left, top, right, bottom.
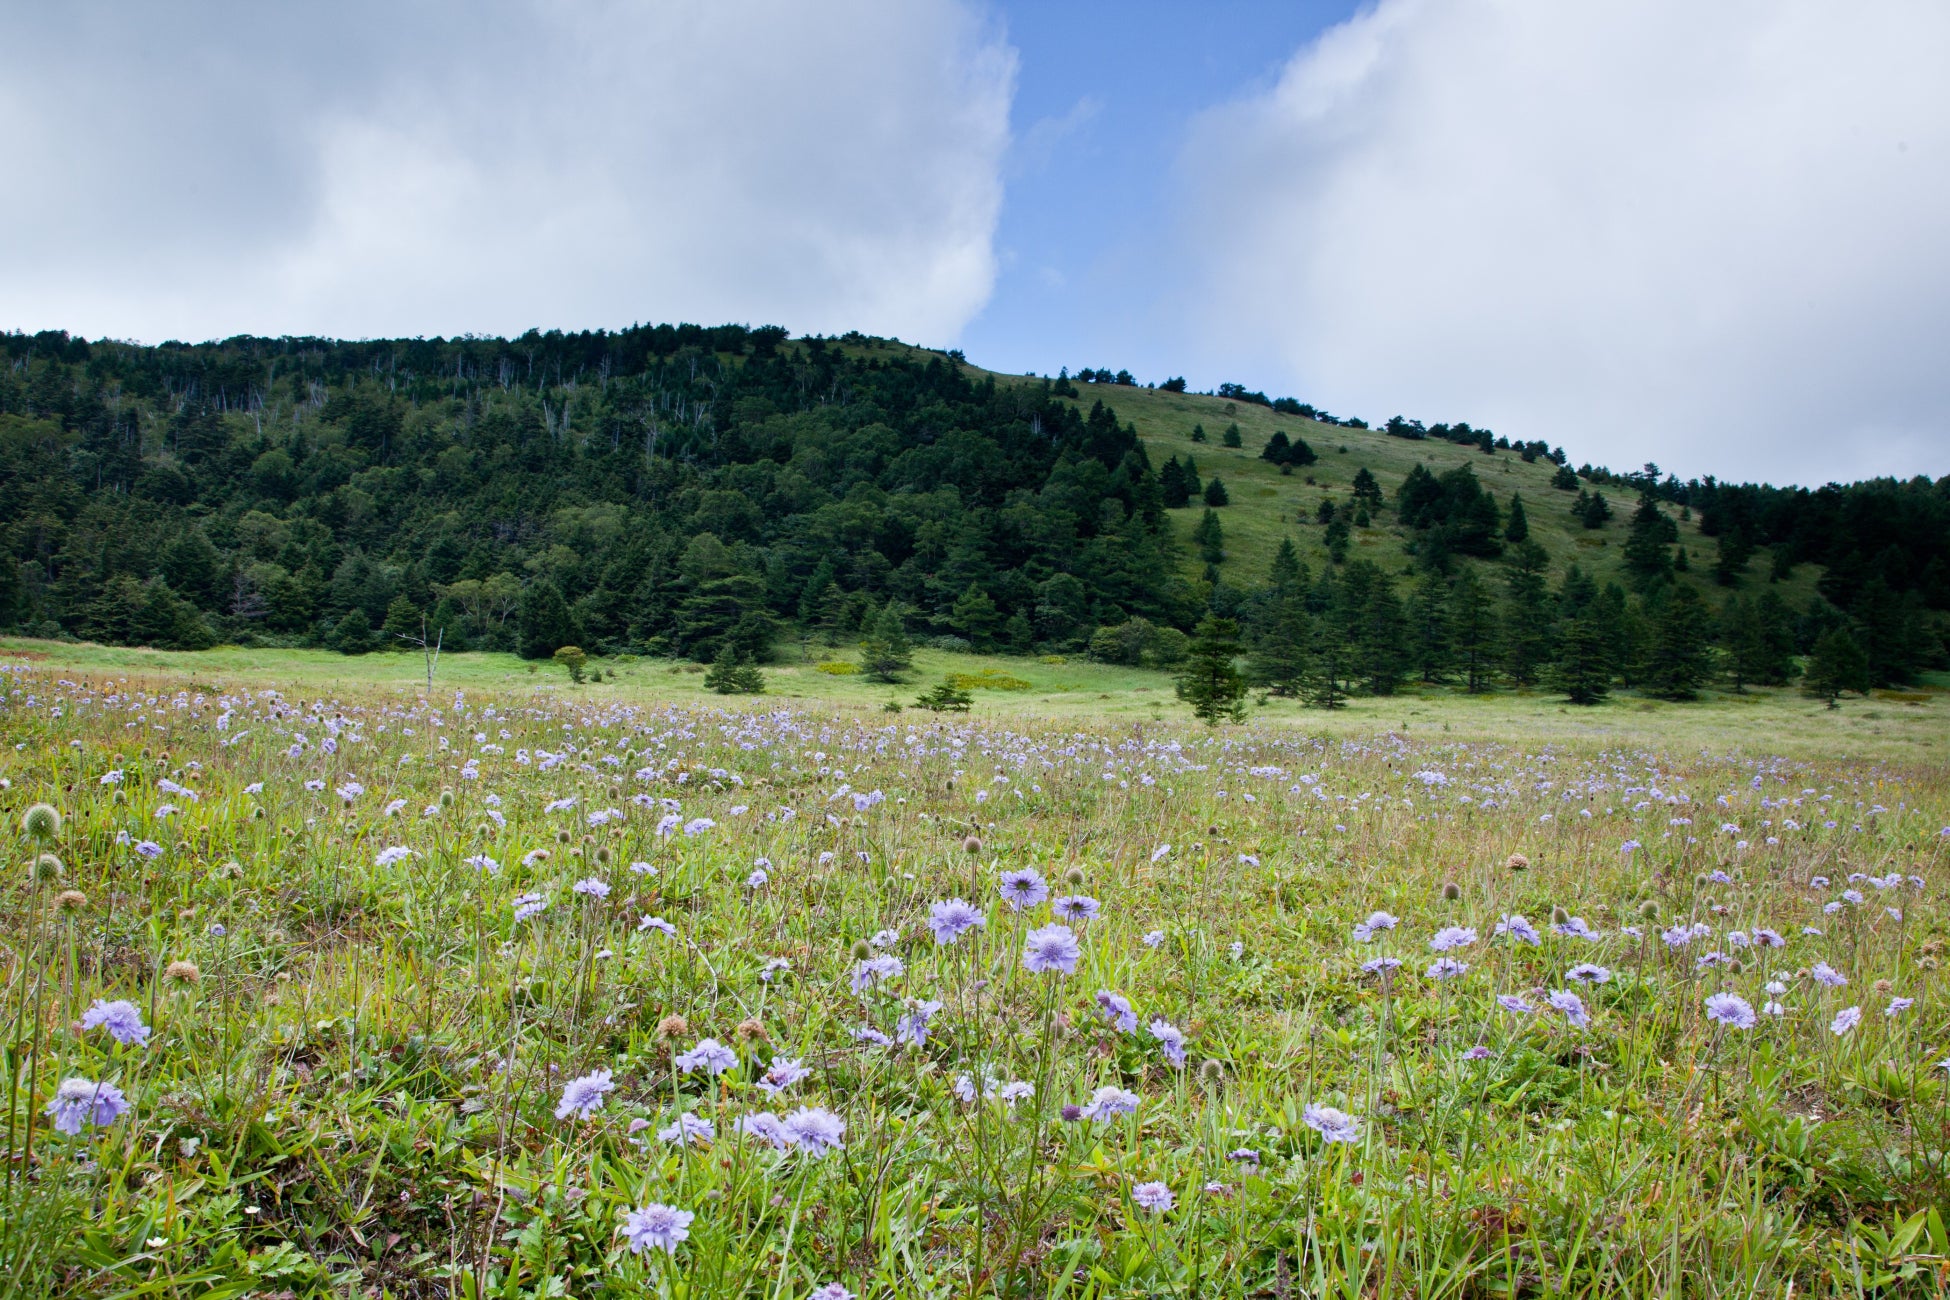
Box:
(1193, 509, 1226, 565)
(859, 606, 913, 682)
(1406, 571, 1452, 684)
(1804, 625, 1869, 707)
(1247, 592, 1309, 697)
(1176, 616, 1247, 724)
(1203, 477, 1229, 507)
(1500, 542, 1553, 687)
(1553, 612, 1613, 704)
(1449, 568, 1496, 693)
(1645, 585, 1711, 699)
(1504, 493, 1529, 542)
(1624, 495, 1677, 587)
(704, 644, 766, 694)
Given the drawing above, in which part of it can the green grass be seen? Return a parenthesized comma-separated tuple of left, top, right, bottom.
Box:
(2, 648, 1947, 1297)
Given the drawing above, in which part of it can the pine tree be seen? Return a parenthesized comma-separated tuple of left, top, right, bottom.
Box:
(1504, 493, 1529, 542)
(859, 606, 913, 682)
(1269, 537, 1305, 597)
(914, 679, 973, 712)
(517, 579, 579, 659)
(950, 583, 1002, 648)
(1406, 571, 1452, 684)
(1248, 593, 1309, 697)
(1645, 585, 1711, 699)
(381, 594, 422, 649)
(1190, 423, 1207, 443)
(1260, 431, 1291, 464)
(1804, 625, 1869, 707)
(1203, 477, 1229, 507)
(1302, 583, 1351, 710)
(704, 644, 766, 694)
(1192, 508, 1226, 564)
(1623, 496, 1677, 587)
(1344, 561, 1409, 695)
(1500, 543, 1553, 687)
(1553, 612, 1612, 704)
(1551, 464, 1580, 491)
(1222, 423, 1242, 448)
(332, 608, 376, 655)
(1176, 616, 1247, 724)
(1159, 456, 1191, 508)
(1351, 467, 1383, 511)
(1449, 568, 1496, 693)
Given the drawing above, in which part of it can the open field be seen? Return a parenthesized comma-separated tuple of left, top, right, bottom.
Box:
(2, 647, 1948, 1296)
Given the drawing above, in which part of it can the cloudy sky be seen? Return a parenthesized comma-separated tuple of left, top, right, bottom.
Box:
(4, 0, 1946, 487)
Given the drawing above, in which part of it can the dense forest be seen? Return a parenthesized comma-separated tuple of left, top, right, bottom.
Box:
(0, 325, 1944, 704)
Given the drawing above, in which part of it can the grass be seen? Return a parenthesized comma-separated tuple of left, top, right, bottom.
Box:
(2, 645, 1948, 1297)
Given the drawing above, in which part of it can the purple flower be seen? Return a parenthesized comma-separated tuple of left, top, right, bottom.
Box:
(1496, 993, 1534, 1014)
(1810, 962, 1848, 988)
(1546, 990, 1589, 1028)
(1301, 1103, 1360, 1144)
(1565, 964, 1611, 984)
(1428, 926, 1478, 952)
(80, 999, 150, 1047)
(1132, 1180, 1174, 1213)
(674, 1038, 739, 1076)
(809, 1286, 856, 1300)
(1704, 992, 1757, 1029)
(1425, 957, 1469, 981)
(554, 1069, 614, 1120)
(1885, 997, 1914, 1018)
(851, 954, 904, 993)
(998, 869, 1048, 910)
(1494, 914, 1541, 945)
(658, 1113, 716, 1146)
(757, 1057, 811, 1095)
(638, 915, 677, 935)
(572, 877, 610, 898)
(1051, 894, 1101, 922)
(1830, 1006, 1862, 1036)
(1095, 990, 1138, 1034)
(1081, 1086, 1140, 1120)
(927, 898, 985, 945)
(1352, 911, 1399, 942)
(1022, 924, 1080, 975)
(895, 999, 944, 1047)
(133, 840, 164, 860)
(1462, 1045, 1493, 1060)
(1148, 1018, 1187, 1067)
(45, 1077, 130, 1134)
(739, 1111, 795, 1149)
(621, 1202, 693, 1254)
(1362, 956, 1404, 975)
(374, 845, 413, 867)
(1142, 929, 1166, 948)
(782, 1105, 846, 1156)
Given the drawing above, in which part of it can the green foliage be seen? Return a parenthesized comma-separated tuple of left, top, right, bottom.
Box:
(859, 606, 913, 682)
(1175, 615, 1246, 724)
(331, 607, 376, 655)
(703, 644, 765, 694)
(552, 643, 588, 683)
(1202, 476, 1229, 507)
(913, 679, 974, 712)
(1805, 625, 1870, 706)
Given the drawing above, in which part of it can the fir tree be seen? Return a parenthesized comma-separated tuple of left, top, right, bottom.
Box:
(1504, 493, 1529, 542)
(1247, 593, 1309, 697)
(1350, 466, 1383, 511)
(859, 606, 913, 682)
(1190, 423, 1207, 443)
(1406, 571, 1452, 684)
(1192, 508, 1226, 565)
(1645, 585, 1711, 699)
(1500, 542, 1553, 687)
(1449, 568, 1496, 693)
(950, 583, 1002, 649)
(1176, 616, 1247, 724)
(1553, 612, 1612, 704)
(914, 679, 973, 712)
(1623, 495, 1677, 587)
(1222, 423, 1242, 448)
(1269, 537, 1306, 597)
(517, 579, 579, 660)
(381, 594, 422, 649)
(1203, 477, 1229, 507)
(1804, 625, 1869, 707)
(332, 608, 376, 655)
(1159, 455, 1192, 508)
(704, 644, 766, 694)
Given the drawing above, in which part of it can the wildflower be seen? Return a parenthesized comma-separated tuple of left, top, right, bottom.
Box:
(1704, 993, 1757, 1029)
(1022, 924, 1081, 975)
(464, 854, 499, 873)
(740, 1111, 794, 1149)
(757, 1057, 811, 1095)
(674, 1039, 739, 1076)
(1566, 964, 1611, 984)
(1494, 914, 1542, 945)
(996, 1080, 1034, 1104)
(638, 915, 677, 936)
(572, 877, 610, 899)
(658, 1113, 716, 1146)
(895, 1000, 944, 1047)
(1885, 997, 1914, 1018)
(1830, 1006, 1862, 1036)
(1051, 894, 1101, 922)
(745, 868, 768, 888)
(927, 898, 985, 944)
(1132, 1181, 1175, 1213)
(80, 999, 150, 1047)
(1149, 1018, 1187, 1067)
(629, 860, 657, 875)
(1081, 1086, 1140, 1120)
(621, 1203, 693, 1254)
(374, 845, 413, 867)
(1095, 990, 1138, 1033)
(1547, 990, 1589, 1028)
(1361, 956, 1403, 975)
(869, 928, 901, 949)
(810, 1286, 856, 1300)
(852, 1026, 893, 1047)
(1142, 929, 1166, 948)
(1229, 1147, 1260, 1165)
(998, 869, 1049, 910)
(1810, 962, 1848, 988)
(134, 840, 164, 860)
(1151, 843, 1170, 862)
(1496, 993, 1534, 1014)
(22, 802, 65, 839)
(554, 1069, 614, 1120)
(759, 957, 791, 982)
(682, 817, 715, 836)
(1428, 926, 1478, 952)
(1426, 957, 1469, 981)
(1302, 1103, 1361, 1144)
(1352, 910, 1399, 942)
(851, 955, 903, 993)
(45, 1077, 130, 1134)
(782, 1105, 846, 1155)
(512, 893, 548, 923)
(1763, 1000, 1785, 1017)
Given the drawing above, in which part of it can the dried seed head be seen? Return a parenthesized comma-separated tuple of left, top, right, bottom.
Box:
(1872, 978, 1893, 996)
(1637, 900, 1660, 920)
(962, 835, 982, 854)
(1064, 867, 1086, 887)
(1550, 905, 1570, 926)
(556, 829, 571, 845)
(1505, 853, 1529, 872)
(656, 1014, 688, 1040)
(734, 1018, 767, 1042)
(55, 889, 88, 912)
(594, 846, 612, 865)
(1441, 882, 1462, 901)
(163, 960, 201, 986)
(1198, 1059, 1225, 1086)
(20, 803, 61, 841)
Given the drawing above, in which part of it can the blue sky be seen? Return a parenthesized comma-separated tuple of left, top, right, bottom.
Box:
(2, 0, 1945, 484)
(963, 1, 1359, 386)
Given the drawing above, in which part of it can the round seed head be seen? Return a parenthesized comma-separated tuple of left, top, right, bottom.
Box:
(734, 1018, 767, 1042)
(594, 846, 612, 865)
(163, 960, 201, 986)
(850, 939, 873, 961)
(1198, 1059, 1225, 1086)
(962, 834, 982, 854)
(55, 889, 88, 912)
(1550, 905, 1570, 926)
(1505, 853, 1529, 872)
(1637, 899, 1659, 920)
(1064, 867, 1085, 887)
(556, 829, 571, 844)
(1872, 977, 1893, 996)
(439, 789, 455, 808)
(20, 803, 61, 841)
(1441, 881, 1462, 901)
(656, 1014, 688, 1040)
(29, 852, 64, 882)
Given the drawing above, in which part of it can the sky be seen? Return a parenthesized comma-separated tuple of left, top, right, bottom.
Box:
(3, 0, 1947, 488)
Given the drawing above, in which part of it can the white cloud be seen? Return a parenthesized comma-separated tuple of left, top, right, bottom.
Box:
(1177, 0, 1950, 485)
(0, 1, 1014, 347)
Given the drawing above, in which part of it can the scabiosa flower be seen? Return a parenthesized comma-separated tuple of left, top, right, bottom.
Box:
(1081, 1086, 1140, 1120)
(621, 1203, 693, 1254)
(1051, 894, 1101, 922)
(134, 840, 164, 860)
(658, 1113, 715, 1146)
(1361, 956, 1403, 975)
(1142, 929, 1166, 948)
(1753, 928, 1786, 948)
(1095, 990, 1138, 1033)
(638, 915, 677, 936)
(782, 1105, 846, 1156)
(1132, 1181, 1175, 1213)
(1428, 926, 1478, 952)
(1352, 911, 1399, 942)
(1810, 962, 1848, 988)
(869, 928, 901, 949)
(1228, 1148, 1260, 1165)
(1566, 964, 1611, 984)
(896, 1000, 944, 1047)
(1462, 1044, 1494, 1060)
(512, 893, 548, 923)
(758, 1057, 811, 1095)
(674, 1039, 739, 1076)
(1704, 993, 1757, 1029)
(1494, 914, 1542, 945)
(1301, 1103, 1361, 1144)
(1886, 997, 1915, 1018)
(998, 869, 1049, 910)
(80, 999, 150, 1047)
(927, 898, 985, 944)
(572, 877, 610, 899)
(1149, 1019, 1187, 1068)
(1830, 1006, 1862, 1036)
(464, 854, 500, 873)
(852, 1026, 893, 1048)
(1497, 993, 1535, 1015)
(851, 954, 903, 993)
(1547, 990, 1589, 1028)
(809, 1286, 856, 1300)
(1023, 924, 1081, 975)
(996, 1080, 1035, 1104)
(45, 1077, 130, 1134)
(1426, 957, 1469, 981)
(554, 1069, 614, 1120)
(374, 845, 413, 867)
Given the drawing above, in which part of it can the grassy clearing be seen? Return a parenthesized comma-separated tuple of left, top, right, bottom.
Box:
(2, 650, 1948, 1296)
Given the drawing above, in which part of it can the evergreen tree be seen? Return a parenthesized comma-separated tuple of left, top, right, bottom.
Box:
(1247, 593, 1309, 697)
(1449, 568, 1496, 693)
(1350, 467, 1383, 512)
(1221, 423, 1243, 448)
(1504, 493, 1529, 542)
(1645, 585, 1711, 699)
(381, 594, 422, 649)
(1175, 616, 1247, 725)
(1203, 477, 1229, 507)
(859, 605, 913, 682)
(1551, 463, 1580, 491)
(332, 608, 377, 655)
(1804, 625, 1869, 707)
(1260, 431, 1291, 464)
(1344, 560, 1409, 695)
(1268, 537, 1306, 597)
(1190, 423, 1207, 443)
(1192, 509, 1226, 565)
(704, 644, 766, 694)
(1406, 570, 1452, 684)
(1302, 580, 1351, 710)
(1623, 495, 1677, 587)
(1500, 543, 1553, 687)
(517, 579, 579, 660)
(950, 583, 1002, 649)
(914, 679, 973, 712)
(1553, 612, 1612, 704)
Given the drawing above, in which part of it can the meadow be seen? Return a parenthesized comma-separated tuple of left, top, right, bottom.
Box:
(3, 647, 1948, 1297)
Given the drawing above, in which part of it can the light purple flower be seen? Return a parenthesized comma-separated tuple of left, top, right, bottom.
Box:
(1704, 992, 1756, 1029)
(1142, 929, 1166, 948)
(1810, 962, 1848, 988)
(1830, 1006, 1862, 1035)
(851, 954, 903, 992)
(572, 877, 610, 898)
(1547, 990, 1589, 1028)
(80, 999, 150, 1047)
(621, 1202, 693, 1254)
(1886, 997, 1914, 1018)
(675, 1038, 739, 1076)
(45, 1077, 130, 1134)
(658, 1113, 716, 1146)
(1051, 894, 1100, 922)
(133, 840, 164, 860)
(809, 1286, 856, 1300)
(896, 1000, 944, 1047)
(1425, 957, 1469, 981)
(1428, 926, 1477, 952)
(1494, 914, 1541, 945)
(1352, 911, 1399, 942)
(927, 898, 985, 944)
(757, 1057, 811, 1095)
(1081, 1086, 1140, 1120)
(782, 1105, 846, 1156)
(1361, 956, 1403, 975)
(638, 915, 677, 935)
(1023, 924, 1081, 975)
(1301, 1103, 1360, 1144)
(1132, 1180, 1174, 1213)
(1496, 994, 1534, 1014)
(1565, 964, 1611, 984)
(1148, 1018, 1186, 1068)
(554, 1069, 614, 1120)
(1095, 990, 1138, 1033)
(998, 869, 1048, 910)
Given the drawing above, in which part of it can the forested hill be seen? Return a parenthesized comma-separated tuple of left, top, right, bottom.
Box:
(0, 325, 1944, 701)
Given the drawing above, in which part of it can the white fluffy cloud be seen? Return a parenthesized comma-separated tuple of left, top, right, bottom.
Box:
(1178, 0, 1950, 485)
(0, 1, 1013, 346)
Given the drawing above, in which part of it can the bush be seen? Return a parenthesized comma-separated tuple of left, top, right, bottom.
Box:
(945, 670, 1031, 692)
(815, 661, 860, 676)
(927, 635, 973, 653)
(914, 680, 974, 712)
